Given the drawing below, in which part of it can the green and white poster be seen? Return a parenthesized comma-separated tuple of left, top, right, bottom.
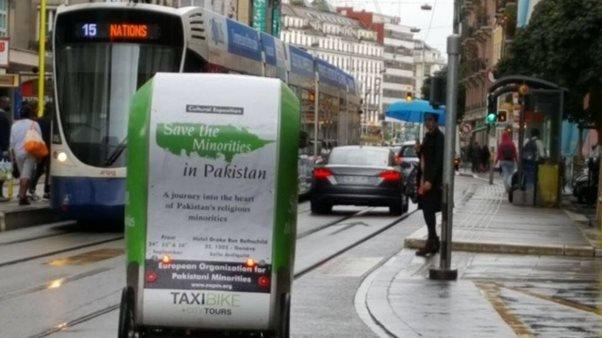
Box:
(126, 73, 300, 329)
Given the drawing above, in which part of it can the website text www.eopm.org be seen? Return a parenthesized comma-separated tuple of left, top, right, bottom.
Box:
(192, 282, 233, 291)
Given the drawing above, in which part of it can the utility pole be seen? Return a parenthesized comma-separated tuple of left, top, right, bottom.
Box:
(37, 0, 47, 118)
(429, 0, 461, 281)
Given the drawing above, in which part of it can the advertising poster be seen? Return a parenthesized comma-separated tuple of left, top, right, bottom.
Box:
(141, 74, 280, 329)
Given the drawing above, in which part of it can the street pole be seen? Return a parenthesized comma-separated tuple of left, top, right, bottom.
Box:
(429, 34, 460, 281)
(37, 0, 47, 118)
(314, 72, 320, 158)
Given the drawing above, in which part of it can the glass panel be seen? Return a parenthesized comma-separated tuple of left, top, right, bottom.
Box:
(56, 43, 180, 167)
(401, 145, 417, 157)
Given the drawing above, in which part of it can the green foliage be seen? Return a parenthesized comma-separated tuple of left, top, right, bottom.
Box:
(496, 0, 602, 127)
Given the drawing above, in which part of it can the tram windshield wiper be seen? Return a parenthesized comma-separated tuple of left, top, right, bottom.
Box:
(105, 137, 127, 167)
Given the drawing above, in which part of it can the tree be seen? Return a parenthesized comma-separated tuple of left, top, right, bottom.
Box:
(496, 0, 602, 134)
(421, 67, 466, 122)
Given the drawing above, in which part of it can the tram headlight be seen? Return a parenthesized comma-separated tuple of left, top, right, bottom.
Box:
(57, 152, 68, 162)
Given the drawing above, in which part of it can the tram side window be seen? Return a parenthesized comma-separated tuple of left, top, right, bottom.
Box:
(184, 50, 206, 73)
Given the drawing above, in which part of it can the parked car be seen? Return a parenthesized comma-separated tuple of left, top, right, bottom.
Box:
(310, 146, 409, 215)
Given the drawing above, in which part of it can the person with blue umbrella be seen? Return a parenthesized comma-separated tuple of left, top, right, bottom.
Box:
(385, 99, 445, 125)
(415, 113, 444, 256)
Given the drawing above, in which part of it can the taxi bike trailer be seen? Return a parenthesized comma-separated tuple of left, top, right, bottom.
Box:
(119, 74, 300, 337)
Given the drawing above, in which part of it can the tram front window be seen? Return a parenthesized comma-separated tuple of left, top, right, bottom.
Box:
(56, 43, 180, 168)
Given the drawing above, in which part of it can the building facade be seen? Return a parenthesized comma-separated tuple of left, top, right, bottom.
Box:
(280, 3, 384, 138)
(460, 0, 517, 144)
(379, 18, 415, 112)
(413, 40, 445, 99)
(336, 7, 420, 143)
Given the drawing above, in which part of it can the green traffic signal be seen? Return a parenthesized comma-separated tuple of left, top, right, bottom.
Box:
(486, 112, 497, 124)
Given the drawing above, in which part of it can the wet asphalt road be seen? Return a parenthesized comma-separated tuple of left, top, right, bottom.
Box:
(0, 202, 417, 338)
(2, 176, 602, 338)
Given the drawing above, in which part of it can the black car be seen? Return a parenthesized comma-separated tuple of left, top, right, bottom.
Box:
(310, 146, 409, 215)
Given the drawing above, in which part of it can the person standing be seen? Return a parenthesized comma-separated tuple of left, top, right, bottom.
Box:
(415, 113, 444, 256)
(481, 144, 490, 172)
(0, 97, 10, 201)
(29, 103, 52, 199)
(522, 128, 546, 189)
(495, 131, 517, 192)
(470, 141, 480, 173)
(10, 104, 41, 205)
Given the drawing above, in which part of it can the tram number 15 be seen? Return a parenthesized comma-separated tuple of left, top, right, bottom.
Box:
(82, 23, 98, 37)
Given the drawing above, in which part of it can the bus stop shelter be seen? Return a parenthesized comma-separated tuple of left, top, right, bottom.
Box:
(488, 76, 567, 207)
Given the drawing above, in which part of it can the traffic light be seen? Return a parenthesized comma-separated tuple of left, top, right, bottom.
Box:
(429, 73, 446, 108)
(405, 92, 413, 101)
(498, 110, 507, 122)
(486, 112, 497, 124)
(486, 94, 497, 124)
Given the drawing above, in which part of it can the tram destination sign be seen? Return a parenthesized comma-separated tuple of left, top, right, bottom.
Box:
(74, 22, 162, 41)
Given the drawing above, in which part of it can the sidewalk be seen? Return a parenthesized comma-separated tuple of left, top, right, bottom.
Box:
(0, 179, 59, 231)
(361, 176, 602, 337)
(405, 178, 598, 257)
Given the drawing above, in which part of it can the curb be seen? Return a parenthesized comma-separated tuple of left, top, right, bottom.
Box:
(0, 205, 61, 232)
(404, 237, 596, 257)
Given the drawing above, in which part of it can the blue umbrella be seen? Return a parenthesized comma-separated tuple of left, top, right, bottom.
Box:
(385, 99, 446, 125)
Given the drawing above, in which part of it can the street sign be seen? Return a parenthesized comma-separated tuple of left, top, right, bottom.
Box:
(0, 38, 9, 68)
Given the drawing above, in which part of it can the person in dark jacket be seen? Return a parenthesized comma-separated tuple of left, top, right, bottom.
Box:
(0, 96, 11, 200)
(415, 113, 444, 256)
(480, 144, 490, 172)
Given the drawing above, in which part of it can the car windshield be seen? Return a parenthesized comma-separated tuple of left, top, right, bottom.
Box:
(328, 147, 390, 166)
(400, 145, 417, 158)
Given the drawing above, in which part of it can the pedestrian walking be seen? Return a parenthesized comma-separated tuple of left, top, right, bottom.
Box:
(10, 104, 44, 205)
(415, 113, 444, 256)
(495, 131, 517, 192)
(29, 103, 52, 199)
(481, 144, 490, 172)
(0, 96, 10, 201)
(470, 141, 480, 173)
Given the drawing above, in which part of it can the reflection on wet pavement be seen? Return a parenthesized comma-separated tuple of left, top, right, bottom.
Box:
(467, 254, 602, 337)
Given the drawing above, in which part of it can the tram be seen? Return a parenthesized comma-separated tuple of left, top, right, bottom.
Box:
(51, 2, 361, 221)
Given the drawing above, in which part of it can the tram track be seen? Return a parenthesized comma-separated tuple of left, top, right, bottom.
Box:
(294, 209, 417, 278)
(2, 208, 366, 309)
(296, 207, 371, 239)
(2, 208, 361, 269)
(0, 221, 77, 246)
(27, 207, 415, 337)
(0, 235, 124, 268)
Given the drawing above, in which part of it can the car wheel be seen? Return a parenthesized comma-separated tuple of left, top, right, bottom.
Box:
(311, 201, 332, 214)
(402, 196, 409, 213)
(389, 202, 403, 216)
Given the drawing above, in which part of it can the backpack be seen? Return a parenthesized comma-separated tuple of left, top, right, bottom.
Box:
(523, 139, 538, 161)
(501, 146, 513, 161)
